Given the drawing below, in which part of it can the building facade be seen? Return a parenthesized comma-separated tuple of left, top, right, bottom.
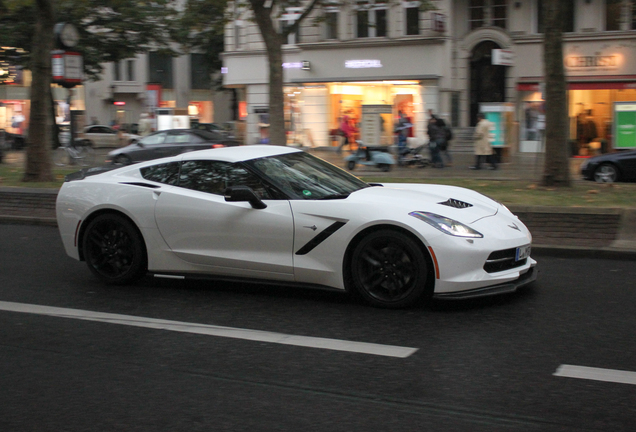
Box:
(222, 0, 636, 154)
(1, 50, 233, 137)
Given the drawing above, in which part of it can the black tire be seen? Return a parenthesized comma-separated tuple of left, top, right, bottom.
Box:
(378, 163, 391, 172)
(347, 160, 356, 170)
(349, 230, 430, 308)
(594, 163, 619, 183)
(113, 154, 132, 166)
(82, 213, 147, 285)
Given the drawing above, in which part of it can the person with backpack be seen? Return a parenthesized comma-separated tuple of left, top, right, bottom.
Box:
(429, 110, 453, 167)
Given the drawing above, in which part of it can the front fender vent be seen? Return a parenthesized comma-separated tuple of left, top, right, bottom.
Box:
(439, 198, 473, 209)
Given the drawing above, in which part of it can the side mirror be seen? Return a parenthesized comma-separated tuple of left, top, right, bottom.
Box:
(224, 186, 267, 209)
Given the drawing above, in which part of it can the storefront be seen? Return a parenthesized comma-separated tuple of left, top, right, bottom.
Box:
(278, 80, 424, 148)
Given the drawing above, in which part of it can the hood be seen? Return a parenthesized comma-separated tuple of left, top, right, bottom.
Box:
(352, 183, 500, 224)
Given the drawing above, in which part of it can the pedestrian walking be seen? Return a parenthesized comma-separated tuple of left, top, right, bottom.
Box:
(337, 111, 357, 154)
(138, 113, 153, 136)
(427, 116, 445, 168)
(433, 115, 453, 167)
(470, 113, 497, 170)
(394, 110, 412, 164)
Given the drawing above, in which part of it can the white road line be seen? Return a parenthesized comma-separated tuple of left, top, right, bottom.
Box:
(554, 364, 636, 386)
(0, 301, 418, 358)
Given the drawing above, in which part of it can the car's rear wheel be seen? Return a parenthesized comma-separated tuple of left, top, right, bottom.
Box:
(350, 230, 430, 308)
(82, 214, 147, 285)
(594, 163, 619, 183)
(113, 154, 132, 166)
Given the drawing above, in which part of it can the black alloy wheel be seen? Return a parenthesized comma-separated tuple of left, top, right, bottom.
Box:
(350, 230, 430, 308)
(114, 154, 132, 166)
(82, 214, 147, 285)
(594, 163, 619, 183)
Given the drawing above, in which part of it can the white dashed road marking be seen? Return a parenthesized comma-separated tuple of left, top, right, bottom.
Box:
(0, 301, 418, 358)
(554, 364, 636, 386)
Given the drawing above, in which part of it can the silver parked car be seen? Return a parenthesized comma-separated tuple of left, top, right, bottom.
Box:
(82, 125, 140, 148)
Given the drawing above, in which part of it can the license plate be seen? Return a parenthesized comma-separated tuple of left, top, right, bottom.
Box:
(516, 245, 531, 261)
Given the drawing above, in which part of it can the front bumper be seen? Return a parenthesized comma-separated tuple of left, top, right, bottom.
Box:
(433, 264, 538, 300)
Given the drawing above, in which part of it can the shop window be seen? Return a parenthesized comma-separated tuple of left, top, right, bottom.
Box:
(356, 2, 388, 38)
(325, 10, 338, 39)
(148, 51, 174, 89)
(492, 0, 506, 29)
(405, 4, 420, 36)
(469, 0, 485, 30)
(537, 0, 574, 33)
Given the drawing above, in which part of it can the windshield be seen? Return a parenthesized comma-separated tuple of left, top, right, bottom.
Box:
(245, 151, 369, 200)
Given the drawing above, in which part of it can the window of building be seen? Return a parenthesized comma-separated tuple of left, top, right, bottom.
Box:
(191, 54, 211, 90)
(325, 9, 339, 39)
(126, 60, 135, 82)
(469, 0, 485, 30)
(405, 4, 420, 36)
(356, 2, 388, 38)
(537, 0, 574, 33)
(606, 0, 622, 31)
(492, 0, 506, 29)
(113, 62, 121, 81)
(632, 0, 636, 29)
(148, 51, 174, 89)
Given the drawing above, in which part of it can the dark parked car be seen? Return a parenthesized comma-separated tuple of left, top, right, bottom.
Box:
(581, 149, 636, 183)
(105, 128, 239, 166)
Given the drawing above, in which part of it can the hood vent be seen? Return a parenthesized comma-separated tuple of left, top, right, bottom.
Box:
(439, 198, 473, 209)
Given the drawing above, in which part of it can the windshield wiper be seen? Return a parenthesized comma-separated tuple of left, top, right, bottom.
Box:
(317, 193, 350, 200)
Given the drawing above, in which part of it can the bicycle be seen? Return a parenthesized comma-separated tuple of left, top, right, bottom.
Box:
(54, 139, 95, 167)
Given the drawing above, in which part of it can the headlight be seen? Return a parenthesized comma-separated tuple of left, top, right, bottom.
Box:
(409, 211, 483, 238)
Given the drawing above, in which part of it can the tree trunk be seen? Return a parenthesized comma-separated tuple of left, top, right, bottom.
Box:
(541, 1, 570, 187)
(23, 0, 55, 182)
(249, 0, 286, 146)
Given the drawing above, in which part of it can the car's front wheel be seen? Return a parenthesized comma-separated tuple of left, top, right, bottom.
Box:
(349, 230, 431, 308)
(594, 163, 619, 183)
(82, 213, 147, 285)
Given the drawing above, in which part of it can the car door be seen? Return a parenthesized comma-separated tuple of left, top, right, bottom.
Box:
(154, 160, 295, 280)
(86, 126, 117, 148)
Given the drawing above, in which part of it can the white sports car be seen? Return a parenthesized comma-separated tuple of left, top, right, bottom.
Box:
(56, 145, 537, 308)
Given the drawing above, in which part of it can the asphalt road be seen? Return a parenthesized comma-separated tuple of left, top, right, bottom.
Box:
(1, 224, 635, 431)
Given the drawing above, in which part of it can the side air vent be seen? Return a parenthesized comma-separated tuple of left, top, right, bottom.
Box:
(439, 198, 473, 209)
(119, 182, 161, 189)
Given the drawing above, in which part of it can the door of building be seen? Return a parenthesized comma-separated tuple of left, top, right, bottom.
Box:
(470, 41, 506, 126)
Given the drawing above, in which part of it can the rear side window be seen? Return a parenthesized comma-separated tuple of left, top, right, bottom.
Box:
(140, 162, 180, 185)
(178, 160, 272, 198)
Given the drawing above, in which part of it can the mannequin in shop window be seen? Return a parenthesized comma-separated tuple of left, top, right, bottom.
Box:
(576, 109, 597, 154)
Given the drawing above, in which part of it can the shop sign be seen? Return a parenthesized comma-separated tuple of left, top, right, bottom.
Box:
(613, 102, 636, 149)
(564, 52, 621, 73)
(345, 59, 382, 69)
(51, 50, 83, 86)
(492, 49, 514, 66)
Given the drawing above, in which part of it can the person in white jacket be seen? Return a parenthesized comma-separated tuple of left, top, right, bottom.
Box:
(470, 113, 497, 170)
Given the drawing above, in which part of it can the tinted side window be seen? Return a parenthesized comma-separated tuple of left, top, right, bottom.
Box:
(140, 162, 180, 185)
(179, 160, 272, 199)
(140, 132, 167, 146)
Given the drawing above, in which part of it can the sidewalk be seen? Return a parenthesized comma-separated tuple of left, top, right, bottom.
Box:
(1, 148, 635, 259)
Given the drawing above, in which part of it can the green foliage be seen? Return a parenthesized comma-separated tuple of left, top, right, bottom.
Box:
(0, 0, 181, 80)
